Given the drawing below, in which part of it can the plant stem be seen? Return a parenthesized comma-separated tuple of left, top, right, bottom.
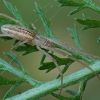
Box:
(6, 60, 100, 100)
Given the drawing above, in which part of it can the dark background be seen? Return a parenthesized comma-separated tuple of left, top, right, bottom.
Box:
(0, 0, 100, 100)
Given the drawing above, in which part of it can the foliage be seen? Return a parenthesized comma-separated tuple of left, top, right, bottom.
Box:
(0, 0, 100, 100)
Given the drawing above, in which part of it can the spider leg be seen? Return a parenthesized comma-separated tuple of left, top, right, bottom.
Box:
(0, 13, 24, 26)
(13, 40, 28, 50)
(36, 45, 63, 94)
(30, 23, 37, 30)
(68, 55, 100, 80)
(46, 37, 100, 59)
(30, 23, 39, 34)
(0, 33, 10, 37)
(41, 45, 100, 80)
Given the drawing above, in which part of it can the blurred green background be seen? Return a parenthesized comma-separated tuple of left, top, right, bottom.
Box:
(0, 0, 100, 100)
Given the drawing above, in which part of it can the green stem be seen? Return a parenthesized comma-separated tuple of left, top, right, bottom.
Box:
(0, 58, 42, 86)
(6, 60, 100, 100)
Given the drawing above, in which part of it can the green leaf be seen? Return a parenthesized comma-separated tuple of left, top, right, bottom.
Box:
(13, 44, 38, 55)
(34, 2, 55, 38)
(0, 16, 17, 27)
(65, 80, 87, 100)
(56, 60, 74, 78)
(12, 40, 19, 46)
(40, 54, 46, 64)
(68, 6, 85, 15)
(39, 53, 74, 73)
(0, 58, 41, 86)
(3, 84, 19, 100)
(66, 89, 77, 96)
(97, 37, 100, 42)
(3, 52, 26, 72)
(57, 0, 84, 6)
(0, 75, 25, 86)
(51, 92, 71, 100)
(57, 0, 100, 15)
(67, 25, 82, 50)
(0, 37, 13, 41)
(3, 78, 26, 100)
(2, 78, 25, 100)
(76, 14, 100, 30)
(3, 0, 25, 25)
(77, 80, 87, 95)
(40, 49, 49, 64)
(51, 79, 92, 100)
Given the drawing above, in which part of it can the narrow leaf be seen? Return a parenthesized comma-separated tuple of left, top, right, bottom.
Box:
(57, 0, 100, 15)
(56, 60, 74, 78)
(76, 15, 100, 30)
(0, 75, 25, 86)
(66, 89, 77, 96)
(57, 0, 84, 6)
(3, 52, 25, 72)
(34, 2, 54, 38)
(0, 37, 13, 41)
(40, 54, 46, 64)
(78, 80, 87, 95)
(51, 92, 72, 100)
(3, 0, 25, 25)
(67, 25, 82, 50)
(0, 16, 17, 27)
(69, 6, 85, 15)
(0, 58, 40, 85)
(13, 44, 38, 55)
(3, 84, 19, 100)
(39, 53, 74, 73)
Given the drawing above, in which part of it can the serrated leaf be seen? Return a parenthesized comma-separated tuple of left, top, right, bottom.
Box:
(57, 0, 100, 15)
(57, 0, 83, 6)
(0, 75, 25, 85)
(39, 53, 74, 73)
(69, 6, 85, 15)
(3, 0, 25, 25)
(13, 44, 38, 55)
(3, 52, 25, 72)
(76, 17, 100, 30)
(67, 25, 82, 50)
(0, 16, 17, 27)
(34, 2, 55, 38)
(0, 58, 40, 86)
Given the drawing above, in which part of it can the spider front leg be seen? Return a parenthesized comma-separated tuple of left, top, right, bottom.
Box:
(36, 45, 63, 94)
(30, 23, 37, 30)
(0, 13, 24, 26)
(12, 40, 29, 50)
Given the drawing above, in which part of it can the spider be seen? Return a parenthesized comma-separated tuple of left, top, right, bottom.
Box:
(0, 13, 100, 94)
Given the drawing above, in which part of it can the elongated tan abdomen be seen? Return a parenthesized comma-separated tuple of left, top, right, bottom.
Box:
(1, 24, 36, 42)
